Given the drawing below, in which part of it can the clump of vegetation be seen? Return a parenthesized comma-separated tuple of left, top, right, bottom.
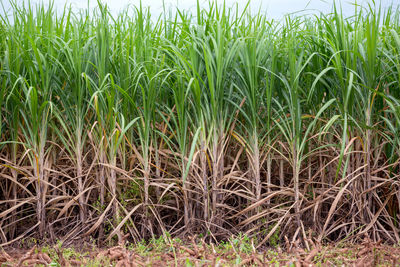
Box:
(0, 0, 400, 249)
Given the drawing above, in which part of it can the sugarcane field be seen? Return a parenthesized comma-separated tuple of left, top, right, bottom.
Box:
(1, 0, 400, 266)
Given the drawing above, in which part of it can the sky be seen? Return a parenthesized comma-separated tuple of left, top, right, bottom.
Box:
(1, 0, 397, 20)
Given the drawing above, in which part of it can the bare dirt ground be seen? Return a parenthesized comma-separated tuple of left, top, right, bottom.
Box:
(1, 236, 399, 266)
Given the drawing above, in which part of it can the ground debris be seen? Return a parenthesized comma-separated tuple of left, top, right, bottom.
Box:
(97, 245, 145, 266)
(1, 238, 400, 266)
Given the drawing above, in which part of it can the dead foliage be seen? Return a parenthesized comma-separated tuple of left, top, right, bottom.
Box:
(1, 237, 400, 267)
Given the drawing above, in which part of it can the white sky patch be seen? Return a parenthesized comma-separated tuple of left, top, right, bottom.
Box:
(1, 0, 397, 20)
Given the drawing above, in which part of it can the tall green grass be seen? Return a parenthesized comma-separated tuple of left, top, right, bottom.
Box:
(1, 1, 400, 246)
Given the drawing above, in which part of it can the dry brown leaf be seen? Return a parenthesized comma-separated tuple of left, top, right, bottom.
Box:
(304, 247, 319, 263)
